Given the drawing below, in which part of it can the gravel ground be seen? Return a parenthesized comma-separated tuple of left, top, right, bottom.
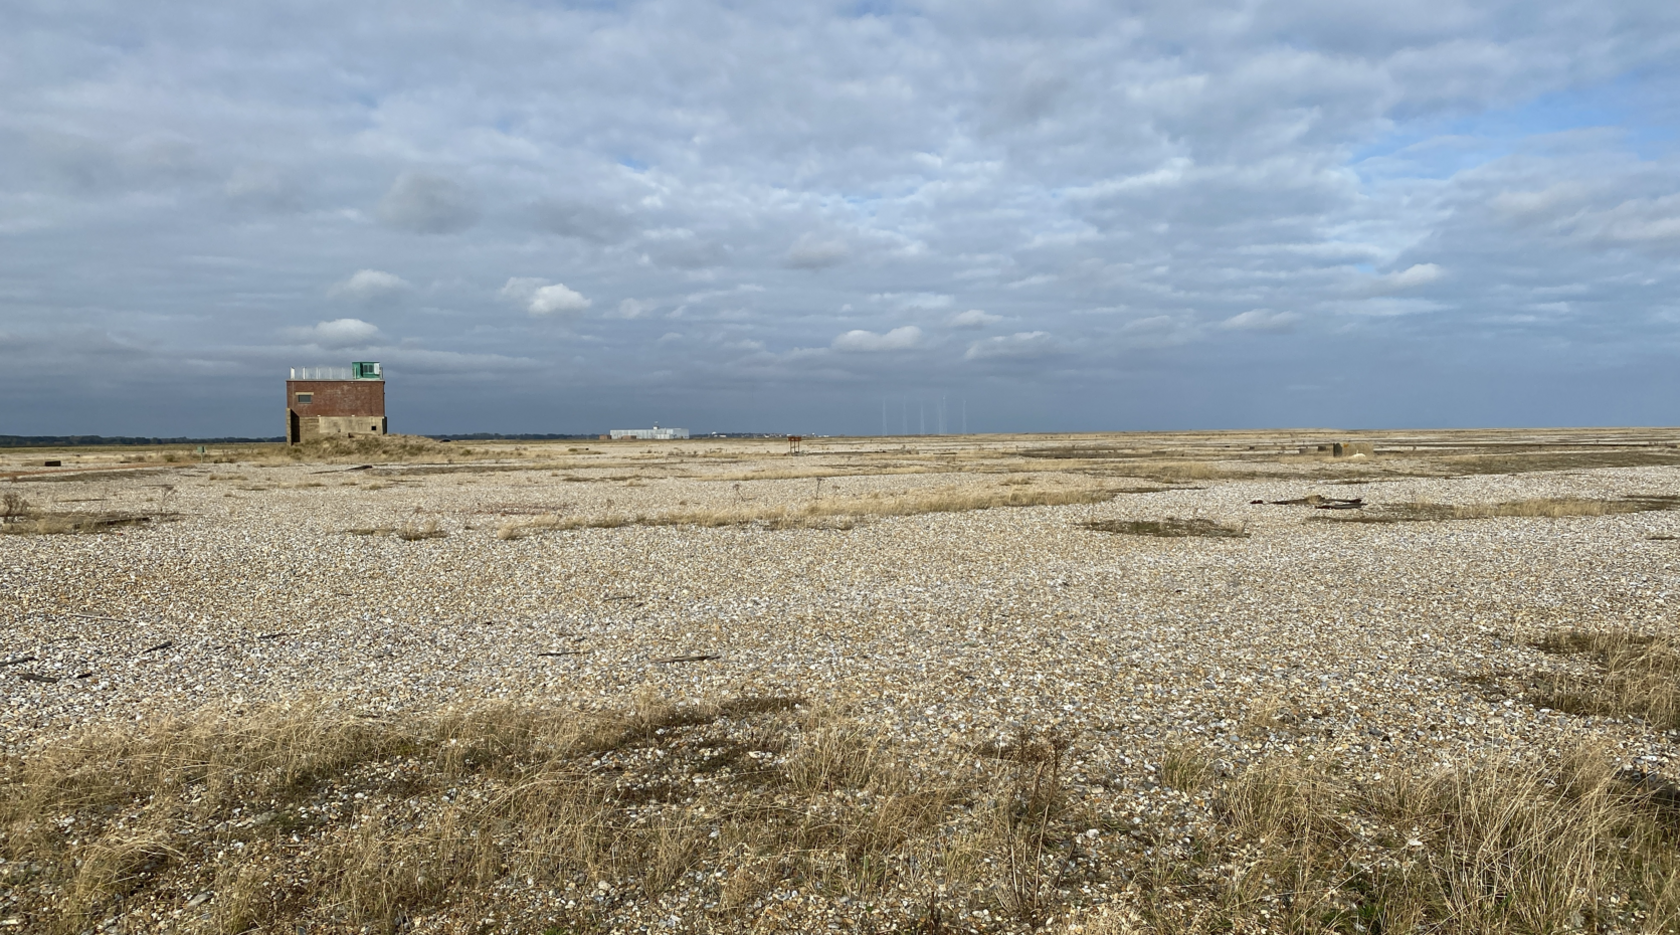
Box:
(4, 433, 1680, 930)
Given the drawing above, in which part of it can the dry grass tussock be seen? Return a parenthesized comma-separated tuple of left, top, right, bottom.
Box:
(1323, 496, 1680, 524)
(1081, 517, 1247, 539)
(1122, 745, 1680, 935)
(278, 435, 458, 464)
(0, 491, 162, 535)
(1533, 629, 1680, 730)
(395, 517, 447, 540)
(497, 485, 1115, 539)
(4, 699, 1677, 934)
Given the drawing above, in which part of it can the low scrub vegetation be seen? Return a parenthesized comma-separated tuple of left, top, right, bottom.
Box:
(1532, 629, 1680, 729)
(278, 435, 457, 464)
(1081, 517, 1248, 538)
(4, 697, 1676, 934)
(497, 485, 1116, 539)
(1436, 449, 1680, 476)
(0, 697, 1087, 933)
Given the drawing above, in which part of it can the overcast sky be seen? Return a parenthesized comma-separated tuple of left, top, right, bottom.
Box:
(3, 1, 1679, 436)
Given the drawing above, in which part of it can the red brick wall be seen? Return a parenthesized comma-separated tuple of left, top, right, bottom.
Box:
(286, 380, 385, 417)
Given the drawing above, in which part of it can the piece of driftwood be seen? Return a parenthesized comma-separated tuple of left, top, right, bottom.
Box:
(68, 612, 126, 621)
(18, 672, 58, 683)
(537, 650, 588, 657)
(1269, 494, 1364, 510)
(256, 632, 294, 641)
(651, 653, 722, 664)
(0, 655, 36, 668)
(140, 641, 173, 654)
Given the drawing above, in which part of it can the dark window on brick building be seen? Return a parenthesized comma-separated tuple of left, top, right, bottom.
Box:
(296, 393, 313, 403)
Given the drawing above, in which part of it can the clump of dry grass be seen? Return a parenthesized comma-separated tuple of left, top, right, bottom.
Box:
(0, 492, 159, 535)
(496, 485, 1117, 539)
(1533, 629, 1680, 729)
(1081, 517, 1248, 538)
(1128, 747, 1680, 935)
(394, 517, 446, 540)
(1322, 496, 1680, 524)
(1131, 460, 1229, 482)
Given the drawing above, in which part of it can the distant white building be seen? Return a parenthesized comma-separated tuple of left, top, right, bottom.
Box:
(610, 425, 689, 440)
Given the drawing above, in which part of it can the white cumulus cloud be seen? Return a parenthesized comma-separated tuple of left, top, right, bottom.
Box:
(285, 318, 381, 347)
(948, 309, 1002, 329)
(500, 277, 592, 317)
(1375, 264, 1444, 292)
(329, 269, 410, 304)
(832, 325, 922, 352)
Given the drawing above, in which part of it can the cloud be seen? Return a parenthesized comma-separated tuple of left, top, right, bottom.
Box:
(8, 2, 1680, 434)
(785, 235, 850, 269)
(377, 172, 479, 234)
(873, 292, 953, 310)
(534, 199, 636, 243)
(329, 269, 410, 304)
(499, 277, 592, 316)
(832, 326, 923, 352)
(1378, 264, 1444, 291)
(948, 309, 1002, 329)
(223, 165, 299, 211)
(1220, 309, 1300, 332)
(965, 331, 1058, 360)
(640, 229, 729, 269)
(285, 318, 381, 347)
(611, 298, 655, 319)
(530, 284, 592, 315)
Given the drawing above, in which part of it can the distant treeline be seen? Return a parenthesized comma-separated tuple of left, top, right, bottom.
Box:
(0, 435, 285, 447)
